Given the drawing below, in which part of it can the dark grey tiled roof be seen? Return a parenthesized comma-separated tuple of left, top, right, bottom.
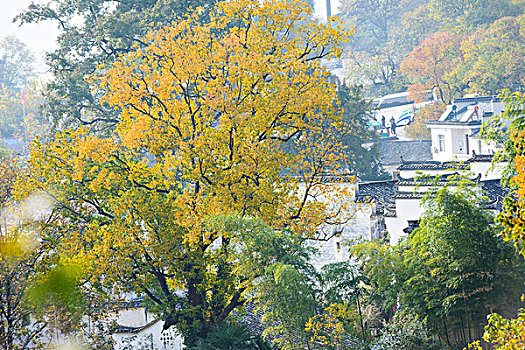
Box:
(398, 154, 498, 170)
(398, 161, 469, 171)
(469, 153, 495, 162)
(396, 180, 459, 186)
(481, 180, 510, 211)
(396, 172, 480, 186)
(114, 320, 159, 334)
(356, 180, 397, 214)
(378, 140, 432, 166)
(394, 192, 425, 199)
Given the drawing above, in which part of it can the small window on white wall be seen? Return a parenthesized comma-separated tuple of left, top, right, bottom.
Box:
(438, 135, 445, 152)
(161, 327, 183, 350)
(478, 140, 482, 154)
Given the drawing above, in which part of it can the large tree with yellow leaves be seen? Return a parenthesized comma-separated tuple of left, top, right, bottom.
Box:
(18, 0, 353, 344)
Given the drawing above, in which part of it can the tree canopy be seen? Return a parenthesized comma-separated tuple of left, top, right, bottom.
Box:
(17, 0, 353, 345)
(467, 90, 525, 350)
(0, 36, 35, 91)
(340, 0, 524, 98)
(15, 0, 219, 130)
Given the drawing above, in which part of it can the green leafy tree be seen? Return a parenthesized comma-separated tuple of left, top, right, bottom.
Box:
(401, 180, 523, 348)
(458, 15, 525, 95)
(256, 261, 320, 350)
(191, 322, 274, 350)
(0, 36, 35, 91)
(373, 312, 439, 350)
(351, 175, 525, 349)
(349, 240, 442, 349)
(429, 0, 523, 30)
(339, 84, 385, 180)
(350, 240, 406, 325)
(319, 261, 369, 347)
(467, 92, 525, 350)
(15, 0, 219, 130)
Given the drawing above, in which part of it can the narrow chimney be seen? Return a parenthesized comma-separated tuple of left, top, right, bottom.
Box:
(326, 0, 332, 19)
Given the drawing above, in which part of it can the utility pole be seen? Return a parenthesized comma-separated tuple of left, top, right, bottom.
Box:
(326, 0, 332, 19)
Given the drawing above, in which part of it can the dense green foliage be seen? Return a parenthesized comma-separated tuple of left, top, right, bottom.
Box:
(338, 84, 385, 181)
(350, 180, 525, 349)
(0, 37, 45, 140)
(466, 91, 525, 350)
(191, 323, 275, 350)
(402, 186, 518, 347)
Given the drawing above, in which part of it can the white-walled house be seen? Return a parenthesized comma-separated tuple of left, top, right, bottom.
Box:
(359, 95, 511, 244)
(356, 160, 509, 245)
(108, 299, 184, 350)
(427, 96, 504, 162)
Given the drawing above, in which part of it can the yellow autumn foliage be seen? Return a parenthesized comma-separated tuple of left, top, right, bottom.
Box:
(16, 0, 357, 338)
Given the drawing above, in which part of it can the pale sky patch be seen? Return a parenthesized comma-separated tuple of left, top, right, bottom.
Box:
(0, 0, 59, 76)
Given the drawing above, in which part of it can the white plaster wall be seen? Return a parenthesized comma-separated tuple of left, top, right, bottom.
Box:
(451, 128, 470, 156)
(113, 320, 184, 350)
(399, 169, 454, 179)
(308, 202, 372, 270)
(470, 138, 499, 155)
(385, 198, 423, 245)
(397, 185, 435, 193)
(431, 127, 478, 162)
(117, 308, 150, 328)
(430, 127, 452, 162)
(470, 161, 507, 181)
